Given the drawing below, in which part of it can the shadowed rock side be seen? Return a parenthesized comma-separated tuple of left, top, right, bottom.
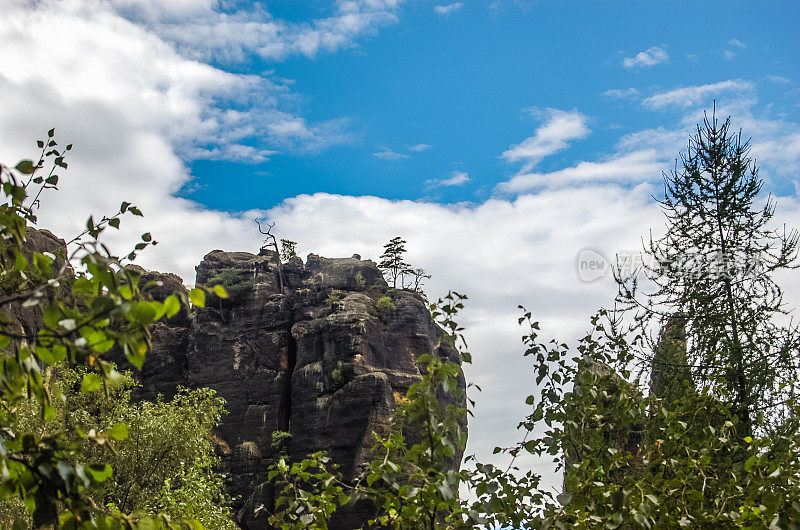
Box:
(138, 250, 467, 529)
(2, 228, 70, 340)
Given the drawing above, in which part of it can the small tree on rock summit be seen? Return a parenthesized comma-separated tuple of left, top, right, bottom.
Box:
(379, 236, 410, 288)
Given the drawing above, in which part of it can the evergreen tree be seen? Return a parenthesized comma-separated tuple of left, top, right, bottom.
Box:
(617, 111, 800, 437)
(379, 236, 410, 288)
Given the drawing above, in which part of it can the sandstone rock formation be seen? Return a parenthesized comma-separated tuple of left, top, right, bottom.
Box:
(134, 248, 466, 529)
(2, 228, 70, 341)
(6, 228, 467, 528)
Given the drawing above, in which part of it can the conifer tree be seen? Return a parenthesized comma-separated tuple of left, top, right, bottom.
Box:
(379, 236, 410, 288)
(617, 110, 800, 437)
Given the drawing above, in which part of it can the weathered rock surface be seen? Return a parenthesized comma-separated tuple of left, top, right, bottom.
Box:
(134, 249, 466, 529)
(5, 228, 465, 527)
(2, 228, 70, 341)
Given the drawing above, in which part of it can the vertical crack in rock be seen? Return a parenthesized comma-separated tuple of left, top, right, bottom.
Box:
(280, 324, 297, 432)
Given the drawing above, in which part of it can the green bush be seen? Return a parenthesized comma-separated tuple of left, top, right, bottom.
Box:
(354, 271, 366, 290)
(376, 295, 395, 313)
(2, 366, 236, 529)
(208, 267, 254, 301)
(325, 289, 343, 309)
(330, 361, 345, 389)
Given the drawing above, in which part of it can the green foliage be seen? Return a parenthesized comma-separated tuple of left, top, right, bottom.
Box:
(354, 271, 366, 290)
(260, 452, 349, 529)
(498, 307, 800, 528)
(271, 430, 292, 452)
(376, 295, 395, 314)
(364, 293, 470, 529)
(207, 267, 251, 302)
(2, 367, 236, 529)
(616, 112, 800, 437)
(330, 361, 345, 388)
(0, 132, 213, 528)
(325, 289, 343, 309)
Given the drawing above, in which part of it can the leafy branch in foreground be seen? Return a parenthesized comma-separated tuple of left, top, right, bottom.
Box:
(0, 131, 225, 528)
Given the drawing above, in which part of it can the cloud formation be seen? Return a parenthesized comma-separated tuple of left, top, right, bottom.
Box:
(426, 171, 470, 188)
(603, 87, 640, 100)
(110, 0, 406, 63)
(501, 108, 590, 171)
(498, 150, 662, 193)
(498, 82, 800, 194)
(622, 46, 669, 68)
(373, 148, 410, 160)
(643, 79, 753, 109)
(434, 2, 464, 15)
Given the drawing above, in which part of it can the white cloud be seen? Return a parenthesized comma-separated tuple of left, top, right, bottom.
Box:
(109, 0, 406, 63)
(603, 87, 640, 100)
(409, 143, 431, 152)
(767, 75, 792, 84)
(643, 79, 754, 109)
(729, 38, 747, 49)
(373, 148, 409, 160)
(434, 2, 464, 15)
(426, 170, 470, 188)
(498, 150, 663, 193)
(622, 46, 669, 68)
(0, 1, 366, 166)
(501, 108, 590, 171)
(499, 84, 800, 194)
(724, 50, 736, 61)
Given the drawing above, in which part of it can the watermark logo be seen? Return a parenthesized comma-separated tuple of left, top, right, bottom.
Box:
(576, 248, 609, 282)
(576, 248, 766, 284)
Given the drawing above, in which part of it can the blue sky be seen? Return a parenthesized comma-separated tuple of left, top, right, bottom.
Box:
(181, 0, 800, 210)
(1, 0, 799, 489)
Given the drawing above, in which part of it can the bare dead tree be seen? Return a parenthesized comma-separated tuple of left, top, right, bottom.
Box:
(407, 267, 431, 293)
(255, 219, 286, 293)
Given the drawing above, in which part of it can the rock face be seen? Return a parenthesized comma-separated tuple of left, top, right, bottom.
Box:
(3, 228, 70, 341)
(136, 249, 466, 529)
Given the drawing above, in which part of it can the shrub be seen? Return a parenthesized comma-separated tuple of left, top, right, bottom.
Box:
(376, 295, 395, 313)
(325, 289, 343, 309)
(208, 267, 254, 302)
(354, 271, 366, 290)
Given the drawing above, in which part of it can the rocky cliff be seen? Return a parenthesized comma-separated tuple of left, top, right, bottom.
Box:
(134, 248, 467, 528)
(8, 228, 467, 528)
